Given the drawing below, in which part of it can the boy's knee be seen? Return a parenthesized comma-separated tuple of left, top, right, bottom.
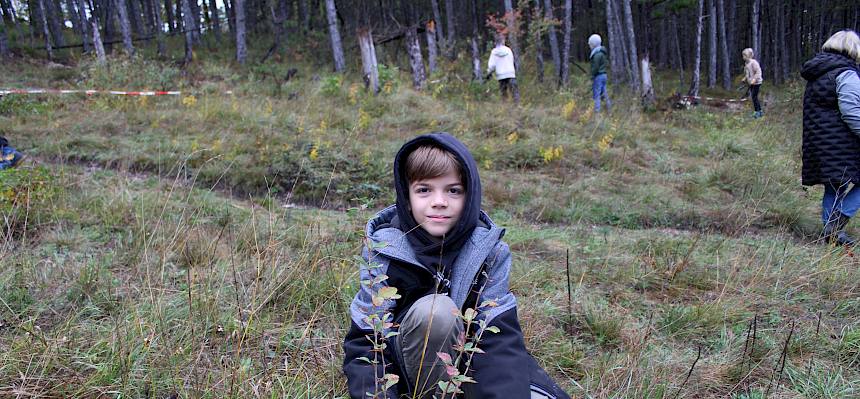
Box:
(403, 294, 461, 338)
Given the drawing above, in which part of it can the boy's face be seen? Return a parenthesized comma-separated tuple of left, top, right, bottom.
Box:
(408, 169, 465, 238)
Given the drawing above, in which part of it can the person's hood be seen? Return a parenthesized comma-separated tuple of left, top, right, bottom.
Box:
(801, 51, 858, 81)
(491, 46, 512, 57)
(391, 132, 483, 263)
(590, 45, 606, 59)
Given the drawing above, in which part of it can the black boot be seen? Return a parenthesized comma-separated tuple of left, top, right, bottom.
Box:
(823, 212, 855, 246)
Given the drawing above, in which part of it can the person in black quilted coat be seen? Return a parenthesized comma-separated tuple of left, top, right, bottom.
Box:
(801, 30, 860, 245)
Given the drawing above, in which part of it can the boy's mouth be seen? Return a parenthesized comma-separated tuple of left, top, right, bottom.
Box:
(427, 215, 450, 221)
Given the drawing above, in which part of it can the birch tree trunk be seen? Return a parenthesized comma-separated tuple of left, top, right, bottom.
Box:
(181, 0, 193, 62)
(751, 0, 760, 58)
(115, 0, 134, 54)
(641, 56, 655, 107)
(208, 0, 220, 42)
(621, 0, 639, 91)
(88, 0, 107, 63)
(533, 0, 543, 82)
(444, 0, 455, 59)
(357, 28, 379, 94)
(469, 0, 482, 81)
(234, 0, 246, 63)
(717, 0, 729, 89)
(559, 0, 571, 86)
(689, 0, 704, 97)
(707, 0, 716, 88)
(324, 0, 344, 72)
(37, 0, 53, 60)
(543, 0, 560, 77)
(405, 26, 426, 90)
(426, 20, 438, 74)
(149, 0, 165, 56)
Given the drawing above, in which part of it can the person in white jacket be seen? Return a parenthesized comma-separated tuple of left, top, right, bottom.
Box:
(486, 35, 519, 103)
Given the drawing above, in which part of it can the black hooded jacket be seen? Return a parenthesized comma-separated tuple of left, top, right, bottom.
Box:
(801, 51, 860, 186)
(342, 133, 570, 398)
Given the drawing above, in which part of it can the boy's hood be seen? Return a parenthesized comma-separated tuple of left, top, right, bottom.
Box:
(492, 46, 512, 57)
(590, 46, 606, 59)
(801, 51, 857, 81)
(391, 132, 483, 261)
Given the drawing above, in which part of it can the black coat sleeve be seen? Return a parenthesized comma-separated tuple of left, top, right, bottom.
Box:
(343, 321, 399, 399)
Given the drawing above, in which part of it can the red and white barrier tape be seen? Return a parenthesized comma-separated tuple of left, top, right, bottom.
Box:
(0, 88, 233, 96)
(681, 94, 747, 103)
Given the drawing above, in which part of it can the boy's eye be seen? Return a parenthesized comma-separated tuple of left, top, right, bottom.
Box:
(415, 187, 430, 193)
(449, 187, 464, 195)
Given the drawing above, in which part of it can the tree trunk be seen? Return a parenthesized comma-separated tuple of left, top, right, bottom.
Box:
(559, 0, 570, 86)
(689, 0, 703, 97)
(621, 0, 639, 91)
(115, 0, 134, 54)
(266, 0, 286, 58)
(163, 0, 175, 32)
(641, 56, 655, 107)
(503, 0, 520, 70)
(75, 0, 92, 52)
(87, 0, 107, 62)
(430, 0, 444, 49)
(543, 0, 560, 77)
(672, 12, 684, 86)
(717, 0, 730, 89)
(43, 0, 65, 48)
(0, 17, 10, 57)
(65, 0, 82, 35)
(707, 0, 716, 87)
(324, 0, 344, 72)
(751, 0, 760, 58)
(727, 0, 735, 70)
(224, 0, 233, 34)
(234, 0, 246, 63)
(209, 0, 221, 41)
(128, 0, 145, 37)
(181, 0, 193, 62)
(37, 0, 54, 59)
(533, 0, 543, 82)
(605, 0, 625, 84)
(357, 28, 379, 94)
(469, 0, 482, 81)
(149, 0, 165, 56)
(426, 20, 438, 74)
(405, 26, 426, 90)
(444, 0, 455, 59)
(297, 0, 308, 32)
(0, 0, 16, 25)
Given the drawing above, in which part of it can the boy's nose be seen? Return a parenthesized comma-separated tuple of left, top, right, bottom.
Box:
(431, 193, 448, 207)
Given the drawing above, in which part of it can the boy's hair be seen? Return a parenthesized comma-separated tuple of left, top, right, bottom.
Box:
(742, 48, 754, 60)
(822, 30, 860, 63)
(405, 145, 463, 184)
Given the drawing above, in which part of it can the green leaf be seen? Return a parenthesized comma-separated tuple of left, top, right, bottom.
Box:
(463, 308, 477, 322)
(485, 326, 501, 334)
(357, 356, 372, 364)
(378, 286, 399, 299)
(383, 373, 400, 389)
(384, 331, 399, 339)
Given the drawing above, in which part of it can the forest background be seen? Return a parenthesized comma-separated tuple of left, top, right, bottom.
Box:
(1, 0, 860, 397)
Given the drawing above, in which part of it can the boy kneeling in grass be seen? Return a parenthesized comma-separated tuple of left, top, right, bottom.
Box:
(343, 132, 569, 399)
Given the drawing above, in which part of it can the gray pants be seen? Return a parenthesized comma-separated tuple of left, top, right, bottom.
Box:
(397, 294, 552, 398)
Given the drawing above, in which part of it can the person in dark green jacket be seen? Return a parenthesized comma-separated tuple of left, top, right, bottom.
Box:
(588, 34, 611, 113)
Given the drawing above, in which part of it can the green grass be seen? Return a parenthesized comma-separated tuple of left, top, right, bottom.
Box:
(1, 37, 859, 398)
